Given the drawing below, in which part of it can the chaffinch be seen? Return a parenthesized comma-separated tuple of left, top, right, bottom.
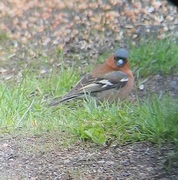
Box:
(50, 48, 134, 106)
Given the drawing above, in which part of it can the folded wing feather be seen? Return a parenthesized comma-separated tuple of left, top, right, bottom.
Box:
(50, 71, 129, 105)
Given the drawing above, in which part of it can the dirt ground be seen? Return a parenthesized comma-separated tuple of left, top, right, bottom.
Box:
(0, 0, 178, 179)
(0, 132, 177, 180)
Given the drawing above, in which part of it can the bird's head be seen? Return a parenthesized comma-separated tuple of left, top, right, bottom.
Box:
(107, 48, 130, 71)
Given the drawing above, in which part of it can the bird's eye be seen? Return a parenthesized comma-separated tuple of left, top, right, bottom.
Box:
(116, 58, 126, 67)
(114, 56, 127, 66)
(117, 59, 124, 65)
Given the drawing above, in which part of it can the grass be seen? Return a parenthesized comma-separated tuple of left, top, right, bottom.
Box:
(0, 74, 178, 145)
(130, 36, 178, 76)
(0, 36, 178, 148)
(50, 95, 178, 145)
(0, 31, 9, 41)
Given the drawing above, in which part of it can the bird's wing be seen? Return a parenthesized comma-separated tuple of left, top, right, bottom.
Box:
(50, 71, 128, 105)
(78, 71, 129, 93)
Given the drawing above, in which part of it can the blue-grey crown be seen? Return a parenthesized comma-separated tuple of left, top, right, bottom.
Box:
(114, 48, 129, 59)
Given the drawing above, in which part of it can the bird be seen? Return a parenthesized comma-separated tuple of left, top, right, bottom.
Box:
(49, 48, 134, 106)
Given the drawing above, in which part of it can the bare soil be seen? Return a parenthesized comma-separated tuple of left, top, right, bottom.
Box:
(0, 132, 178, 180)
